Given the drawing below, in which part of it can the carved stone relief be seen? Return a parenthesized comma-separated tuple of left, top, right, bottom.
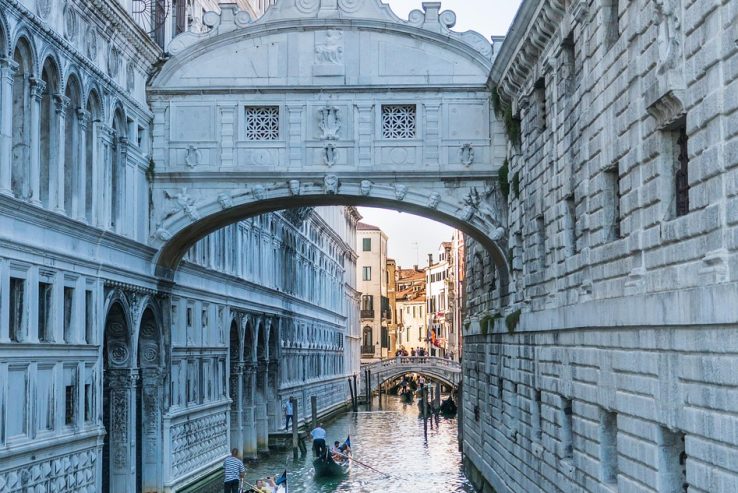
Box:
(108, 46, 121, 78)
(185, 145, 202, 168)
(84, 26, 98, 60)
(318, 105, 341, 140)
(360, 180, 373, 196)
(36, 0, 51, 19)
(315, 30, 344, 65)
(654, 0, 682, 74)
(164, 187, 199, 221)
(63, 3, 78, 41)
(126, 62, 135, 93)
(324, 175, 339, 194)
(394, 184, 408, 201)
(427, 192, 441, 209)
(460, 143, 475, 166)
(288, 179, 301, 196)
(218, 193, 233, 209)
(252, 185, 266, 201)
(323, 143, 337, 167)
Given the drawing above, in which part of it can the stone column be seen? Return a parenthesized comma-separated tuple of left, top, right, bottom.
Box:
(53, 94, 70, 214)
(96, 124, 113, 228)
(267, 358, 280, 430)
(140, 368, 164, 493)
(76, 109, 89, 221)
(106, 368, 139, 493)
(229, 363, 244, 454)
(0, 57, 19, 196)
(117, 137, 129, 235)
(242, 364, 258, 459)
(28, 77, 45, 206)
(255, 362, 270, 451)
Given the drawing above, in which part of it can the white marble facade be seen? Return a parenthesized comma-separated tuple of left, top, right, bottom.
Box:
(0, 1, 360, 492)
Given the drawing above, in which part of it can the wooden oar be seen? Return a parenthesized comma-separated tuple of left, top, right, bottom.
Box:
(334, 451, 398, 480)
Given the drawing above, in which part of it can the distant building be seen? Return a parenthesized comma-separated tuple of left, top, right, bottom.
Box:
(451, 230, 465, 360)
(396, 267, 427, 351)
(427, 238, 464, 360)
(386, 259, 398, 355)
(356, 222, 389, 359)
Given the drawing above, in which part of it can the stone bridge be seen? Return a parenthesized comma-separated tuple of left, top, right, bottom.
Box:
(148, 0, 510, 291)
(361, 356, 462, 394)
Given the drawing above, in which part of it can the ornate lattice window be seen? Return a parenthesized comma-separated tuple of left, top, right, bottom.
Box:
(245, 106, 280, 140)
(382, 104, 416, 139)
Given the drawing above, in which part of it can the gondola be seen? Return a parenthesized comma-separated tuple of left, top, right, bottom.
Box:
(313, 453, 350, 478)
(400, 391, 413, 403)
(440, 396, 458, 416)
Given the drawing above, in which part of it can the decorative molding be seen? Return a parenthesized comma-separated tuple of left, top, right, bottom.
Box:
(646, 87, 685, 129)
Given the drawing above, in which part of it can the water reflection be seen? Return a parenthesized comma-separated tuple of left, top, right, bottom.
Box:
(245, 395, 473, 492)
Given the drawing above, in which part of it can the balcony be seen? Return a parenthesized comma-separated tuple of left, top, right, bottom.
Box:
(361, 345, 375, 355)
(360, 309, 375, 319)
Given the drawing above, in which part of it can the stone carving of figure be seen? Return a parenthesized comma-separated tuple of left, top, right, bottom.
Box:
(360, 180, 373, 196)
(394, 184, 408, 201)
(324, 175, 339, 194)
(252, 185, 266, 201)
(84, 26, 98, 60)
(165, 187, 199, 221)
(319, 106, 341, 140)
(218, 193, 233, 209)
(323, 143, 337, 167)
(315, 30, 344, 65)
(427, 192, 441, 209)
(654, 0, 681, 74)
(288, 179, 301, 196)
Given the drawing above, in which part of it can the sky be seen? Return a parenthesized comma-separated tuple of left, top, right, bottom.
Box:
(384, 0, 522, 38)
(358, 1, 522, 268)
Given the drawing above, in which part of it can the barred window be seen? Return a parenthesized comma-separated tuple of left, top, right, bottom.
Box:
(382, 104, 416, 139)
(245, 106, 279, 140)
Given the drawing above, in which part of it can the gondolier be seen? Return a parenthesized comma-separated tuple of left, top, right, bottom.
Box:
(310, 422, 327, 459)
(223, 448, 245, 493)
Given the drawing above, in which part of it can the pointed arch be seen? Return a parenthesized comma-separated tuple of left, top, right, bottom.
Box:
(110, 104, 127, 231)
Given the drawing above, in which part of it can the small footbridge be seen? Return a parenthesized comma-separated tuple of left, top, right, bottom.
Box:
(360, 356, 462, 396)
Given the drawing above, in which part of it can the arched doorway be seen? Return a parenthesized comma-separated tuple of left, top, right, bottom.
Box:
(102, 301, 134, 493)
(136, 307, 164, 493)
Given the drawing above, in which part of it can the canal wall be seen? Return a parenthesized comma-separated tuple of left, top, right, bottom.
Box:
(460, 0, 738, 491)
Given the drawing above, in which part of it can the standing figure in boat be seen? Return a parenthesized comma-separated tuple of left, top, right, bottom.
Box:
(311, 423, 328, 459)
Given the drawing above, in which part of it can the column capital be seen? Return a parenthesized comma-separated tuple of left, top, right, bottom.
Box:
(106, 368, 140, 388)
(53, 93, 71, 114)
(0, 57, 20, 77)
(77, 108, 91, 128)
(29, 77, 46, 100)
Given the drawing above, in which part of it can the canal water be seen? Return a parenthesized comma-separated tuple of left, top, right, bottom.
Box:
(245, 395, 474, 492)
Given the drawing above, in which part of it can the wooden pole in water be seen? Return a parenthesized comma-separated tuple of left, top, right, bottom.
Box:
(422, 386, 429, 439)
(435, 381, 441, 408)
(291, 397, 299, 459)
(367, 369, 372, 408)
(352, 374, 359, 411)
(311, 395, 318, 430)
(348, 377, 355, 410)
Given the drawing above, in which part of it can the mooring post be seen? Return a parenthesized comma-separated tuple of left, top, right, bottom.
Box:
(435, 381, 441, 408)
(422, 386, 429, 438)
(352, 374, 358, 411)
(367, 369, 372, 408)
(348, 377, 355, 410)
(290, 397, 299, 459)
(311, 395, 317, 430)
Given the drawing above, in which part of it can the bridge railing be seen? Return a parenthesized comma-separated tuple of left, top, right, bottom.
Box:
(362, 356, 461, 372)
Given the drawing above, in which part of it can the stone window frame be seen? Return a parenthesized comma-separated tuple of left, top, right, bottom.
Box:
(378, 103, 419, 140)
(6, 263, 31, 343)
(244, 105, 281, 141)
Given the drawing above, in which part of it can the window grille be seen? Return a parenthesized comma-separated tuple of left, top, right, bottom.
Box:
(675, 127, 689, 216)
(382, 104, 416, 139)
(245, 106, 280, 141)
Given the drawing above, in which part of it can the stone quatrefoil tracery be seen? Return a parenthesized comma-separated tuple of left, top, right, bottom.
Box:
(245, 106, 280, 141)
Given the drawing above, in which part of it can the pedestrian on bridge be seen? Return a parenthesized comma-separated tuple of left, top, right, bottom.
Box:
(283, 398, 293, 430)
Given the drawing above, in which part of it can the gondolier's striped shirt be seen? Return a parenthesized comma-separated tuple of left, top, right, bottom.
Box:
(224, 456, 245, 482)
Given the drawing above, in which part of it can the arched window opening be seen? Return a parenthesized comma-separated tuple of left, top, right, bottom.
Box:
(111, 108, 127, 232)
(64, 76, 81, 216)
(11, 39, 32, 200)
(85, 92, 101, 224)
(39, 58, 59, 209)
